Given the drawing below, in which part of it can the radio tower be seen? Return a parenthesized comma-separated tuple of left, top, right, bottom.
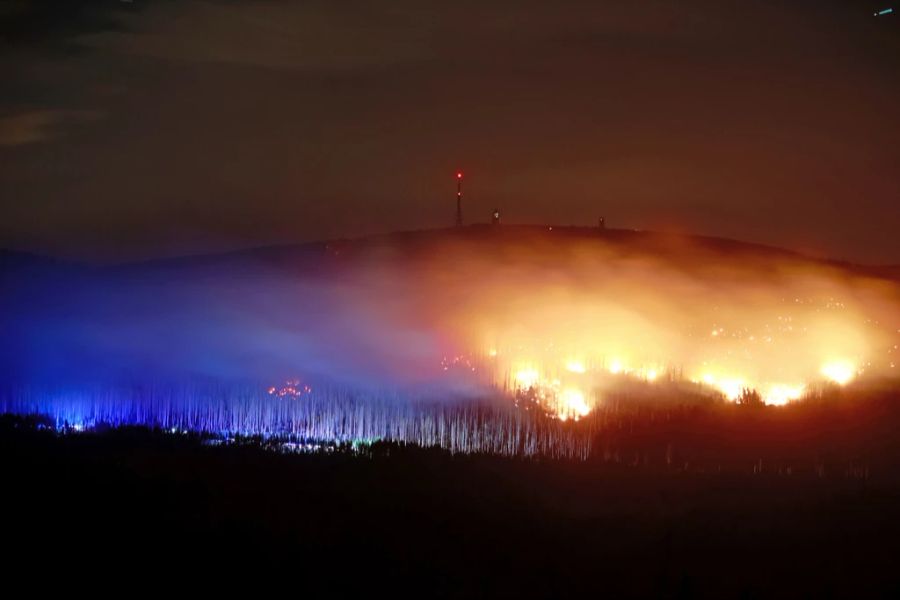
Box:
(455, 171, 463, 227)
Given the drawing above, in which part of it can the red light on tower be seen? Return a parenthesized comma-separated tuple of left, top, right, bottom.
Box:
(455, 171, 463, 226)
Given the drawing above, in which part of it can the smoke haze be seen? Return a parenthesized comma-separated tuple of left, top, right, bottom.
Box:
(3, 228, 899, 407)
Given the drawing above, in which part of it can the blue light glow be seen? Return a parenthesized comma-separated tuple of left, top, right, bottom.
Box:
(1, 383, 592, 459)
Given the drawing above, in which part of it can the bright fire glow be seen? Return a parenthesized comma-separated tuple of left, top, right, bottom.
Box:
(558, 388, 589, 421)
(763, 384, 805, 406)
(608, 359, 625, 374)
(820, 360, 856, 385)
(514, 368, 539, 389)
(423, 233, 900, 418)
(565, 360, 586, 373)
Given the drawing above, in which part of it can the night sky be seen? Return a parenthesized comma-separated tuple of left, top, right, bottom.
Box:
(1, 1, 897, 263)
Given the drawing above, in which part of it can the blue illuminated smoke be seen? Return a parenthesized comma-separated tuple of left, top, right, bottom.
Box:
(0, 246, 593, 456)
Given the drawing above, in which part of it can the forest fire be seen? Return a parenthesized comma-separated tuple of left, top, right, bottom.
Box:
(267, 380, 313, 397)
(409, 231, 900, 414)
(4, 1, 898, 592)
(485, 336, 867, 411)
(3, 228, 899, 451)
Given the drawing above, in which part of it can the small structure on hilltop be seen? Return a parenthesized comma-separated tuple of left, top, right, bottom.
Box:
(492, 209, 501, 225)
(598, 216, 606, 231)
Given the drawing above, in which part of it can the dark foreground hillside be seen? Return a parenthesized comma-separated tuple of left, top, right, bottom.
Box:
(3, 416, 900, 598)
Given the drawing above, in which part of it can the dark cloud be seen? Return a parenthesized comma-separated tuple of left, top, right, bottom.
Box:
(0, 1, 897, 263)
(0, 108, 101, 145)
(0, 0, 144, 47)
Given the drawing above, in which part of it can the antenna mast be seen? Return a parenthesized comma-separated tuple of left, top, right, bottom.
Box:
(455, 171, 463, 227)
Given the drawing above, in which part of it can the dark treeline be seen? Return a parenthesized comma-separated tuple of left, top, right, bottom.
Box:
(4, 394, 900, 598)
